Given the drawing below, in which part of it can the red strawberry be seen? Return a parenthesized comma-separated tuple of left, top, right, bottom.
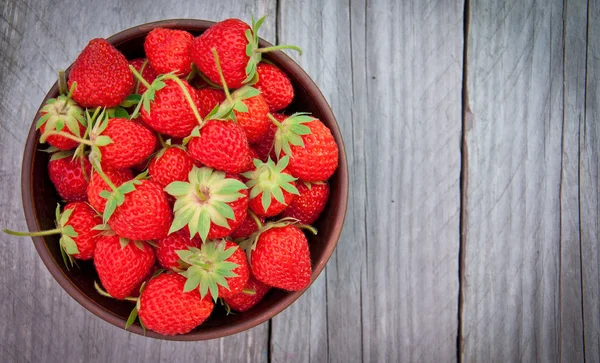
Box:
(255, 63, 294, 111)
(155, 231, 201, 270)
(281, 182, 330, 224)
(274, 114, 338, 181)
(240, 148, 260, 174)
(37, 94, 86, 151)
(187, 120, 250, 174)
(144, 28, 194, 76)
(87, 168, 133, 213)
(108, 180, 173, 240)
(48, 154, 91, 202)
(165, 166, 248, 242)
(138, 273, 214, 335)
(197, 88, 226, 118)
(242, 157, 299, 217)
(129, 58, 158, 94)
(224, 274, 271, 312)
(177, 240, 249, 299)
(247, 224, 311, 291)
(148, 147, 194, 188)
(94, 235, 155, 299)
(231, 212, 264, 239)
(234, 94, 270, 143)
(140, 79, 202, 138)
(68, 38, 133, 108)
(96, 118, 157, 169)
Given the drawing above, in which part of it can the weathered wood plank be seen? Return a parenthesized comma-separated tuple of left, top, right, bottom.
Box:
(359, 0, 463, 362)
(560, 0, 588, 360)
(581, 1, 600, 361)
(0, 1, 276, 362)
(461, 0, 567, 361)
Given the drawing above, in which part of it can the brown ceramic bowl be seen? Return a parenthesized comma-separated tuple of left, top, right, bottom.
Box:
(21, 19, 348, 340)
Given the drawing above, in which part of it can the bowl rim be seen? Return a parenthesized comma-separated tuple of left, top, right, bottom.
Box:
(21, 18, 348, 341)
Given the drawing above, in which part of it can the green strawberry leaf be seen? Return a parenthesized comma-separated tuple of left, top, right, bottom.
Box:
(60, 235, 80, 255)
(120, 94, 142, 108)
(125, 306, 138, 329)
(95, 135, 113, 147)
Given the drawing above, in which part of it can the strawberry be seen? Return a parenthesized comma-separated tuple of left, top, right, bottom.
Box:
(137, 78, 202, 138)
(230, 212, 264, 240)
(155, 231, 201, 270)
(48, 153, 91, 202)
(177, 240, 250, 299)
(68, 38, 133, 108)
(137, 273, 214, 335)
(187, 120, 250, 174)
(144, 28, 194, 76)
(86, 167, 133, 213)
(197, 88, 226, 118)
(224, 274, 271, 312)
(254, 63, 294, 111)
(94, 118, 157, 169)
(190, 17, 301, 89)
(108, 180, 173, 240)
(37, 92, 86, 151)
(273, 113, 339, 181)
(251, 114, 280, 162)
(148, 146, 194, 188)
(164, 166, 248, 242)
(240, 148, 260, 174)
(242, 157, 299, 217)
(243, 222, 312, 291)
(281, 182, 330, 224)
(233, 93, 270, 143)
(94, 235, 155, 299)
(129, 58, 158, 94)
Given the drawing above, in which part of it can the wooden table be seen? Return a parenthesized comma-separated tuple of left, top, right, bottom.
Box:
(0, 0, 598, 361)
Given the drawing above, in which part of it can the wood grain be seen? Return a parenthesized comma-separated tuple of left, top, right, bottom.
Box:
(0, 1, 276, 362)
(581, 1, 600, 361)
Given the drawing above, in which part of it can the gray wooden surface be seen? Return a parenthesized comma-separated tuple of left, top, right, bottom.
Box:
(0, 0, 598, 362)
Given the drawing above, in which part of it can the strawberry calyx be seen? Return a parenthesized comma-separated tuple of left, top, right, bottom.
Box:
(175, 239, 240, 301)
(164, 166, 247, 242)
(93, 165, 145, 223)
(238, 217, 317, 262)
(241, 156, 299, 212)
(2, 203, 82, 268)
(269, 112, 315, 159)
(37, 81, 87, 143)
(243, 15, 302, 85)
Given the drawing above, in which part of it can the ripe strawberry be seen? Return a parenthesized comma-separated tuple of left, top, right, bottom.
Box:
(165, 166, 248, 242)
(48, 153, 91, 202)
(155, 231, 201, 270)
(177, 240, 250, 299)
(246, 224, 312, 291)
(187, 120, 250, 174)
(251, 114, 280, 162)
(37, 94, 86, 151)
(240, 148, 260, 174)
(139, 78, 202, 137)
(94, 235, 155, 299)
(129, 58, 158, 94)
(87, 167, 133, 213)
(255, 63, 294, 111)
(197, 88, 226, 118)
(231, 212, 264, 239)
(234, 94, 270, 143)
(242, 157, 299, 217)
(224, 274, 271, 312)
(281, 182, 330, 224)
(144, 28, 194, 76)
(68, 38, 133, 108)
(148, 146, 194, 188)
(108, 180, 173, 240)
(274, 114, 339, 181)
(137, 273, 214, 335)
(95, 118, 157, 169)
(190, 17, 301, 89)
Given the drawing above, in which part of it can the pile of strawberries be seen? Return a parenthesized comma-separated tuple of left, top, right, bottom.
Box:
(3, 16, 339, 336)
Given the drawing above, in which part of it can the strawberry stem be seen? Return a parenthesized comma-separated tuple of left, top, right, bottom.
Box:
(45, 131, 94, 146)
(2, 227, 62, 237)
(249, 211, 263, 229)
(161, 74, 204, 127)
(90, 160, 120, 194)
(134, 60, 149, 94)
(58, 70, 68, 94)
(196, 71, 222, 89)
(124, 297, 139, 302)
(210, 48, 233, 103)
(61, 82, 77, 112)
(156, 133, 168, 149)
(267, 113, 284, 130)
(129, 65, 152, 90)
(257, 44, 303, 55)
(242, 288, 256, 295)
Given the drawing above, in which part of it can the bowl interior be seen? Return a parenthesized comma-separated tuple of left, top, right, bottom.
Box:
(22, 19, 348, 340)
